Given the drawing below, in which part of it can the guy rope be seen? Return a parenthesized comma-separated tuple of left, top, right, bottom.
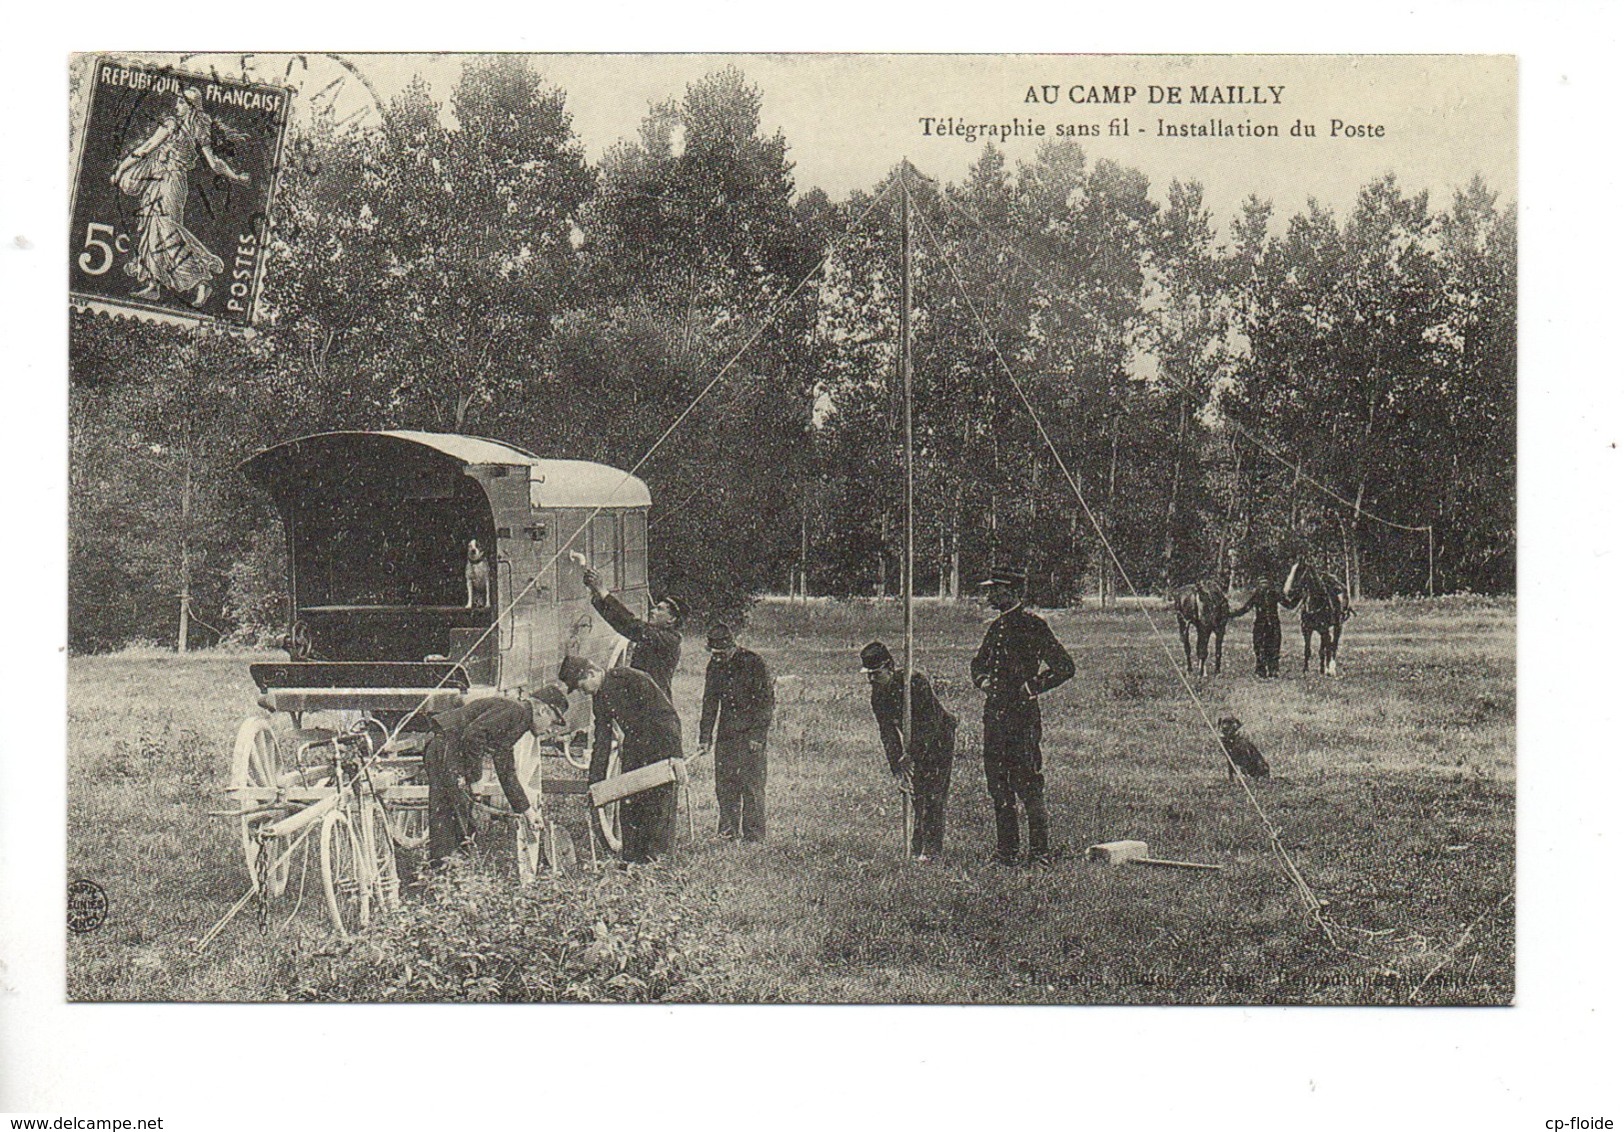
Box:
(906, 171, 1339, 942)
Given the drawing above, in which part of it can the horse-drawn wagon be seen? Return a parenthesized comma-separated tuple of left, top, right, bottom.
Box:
(221, 430, 651, 934)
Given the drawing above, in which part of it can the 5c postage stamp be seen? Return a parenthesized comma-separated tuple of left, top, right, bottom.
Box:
(69, 57, 292, 327)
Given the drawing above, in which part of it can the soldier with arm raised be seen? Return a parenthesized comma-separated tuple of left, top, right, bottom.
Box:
(583, 568, 684, 704)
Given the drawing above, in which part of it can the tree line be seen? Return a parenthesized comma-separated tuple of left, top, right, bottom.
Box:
(68, 58, 1515, 653)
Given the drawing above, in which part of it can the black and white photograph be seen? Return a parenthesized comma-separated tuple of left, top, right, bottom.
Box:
(61, 50, 1518, 1007)
(4, 10, 1621, 1128)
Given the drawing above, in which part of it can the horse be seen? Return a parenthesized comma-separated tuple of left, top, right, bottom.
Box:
(1281, 558, 1353, 675)
(1171, 579, 1230, 676)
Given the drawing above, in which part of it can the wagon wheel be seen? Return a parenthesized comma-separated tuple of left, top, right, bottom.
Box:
(230, 717, 292, 897)
(361, 796, 401, 913)
(285, 619, 313, 660)
(384, 804, 430, 851)
(350, 716, 390, 757)
(562, 727, 592, 771)
(595, 744, 623, 855)
(320, 808, 370, 937)
(516, 819, 542, 885)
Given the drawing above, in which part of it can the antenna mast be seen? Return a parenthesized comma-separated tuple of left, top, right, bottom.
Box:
(901, 164, 915, 843)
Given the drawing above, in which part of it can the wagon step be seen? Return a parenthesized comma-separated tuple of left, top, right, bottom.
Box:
(258, 687, 467, 714)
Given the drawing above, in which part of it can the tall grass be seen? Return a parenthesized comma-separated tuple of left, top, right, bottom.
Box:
(67, 598, 1513, 1003)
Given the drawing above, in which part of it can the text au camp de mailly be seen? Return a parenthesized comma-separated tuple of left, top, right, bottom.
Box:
(1025, 84, 1286, 105)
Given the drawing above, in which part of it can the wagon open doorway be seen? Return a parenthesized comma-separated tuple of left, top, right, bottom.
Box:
(242, 431, 508, 683)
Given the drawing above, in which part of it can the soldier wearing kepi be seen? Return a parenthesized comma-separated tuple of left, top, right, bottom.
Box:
(583, 567, 683, 704)
(861, 641, 958, 862)
(698, 624, 775, 842)
(970, 566, 1076, 866)
(423, 686, 570, 868)
(558, 655, 685, 864)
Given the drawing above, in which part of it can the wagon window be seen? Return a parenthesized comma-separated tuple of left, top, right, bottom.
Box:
(592, 515, 619, 589)
(623, 512, 647, 588)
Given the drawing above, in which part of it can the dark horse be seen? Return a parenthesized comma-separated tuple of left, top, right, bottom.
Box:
(1281, 559, 1353, 675)
(1172, 579, 1229, 676)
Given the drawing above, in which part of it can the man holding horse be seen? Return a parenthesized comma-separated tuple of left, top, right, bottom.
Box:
(1232, 577, 1286, 677)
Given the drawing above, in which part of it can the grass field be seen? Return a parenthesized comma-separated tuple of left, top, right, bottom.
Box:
(66, 596, 1514, 1004)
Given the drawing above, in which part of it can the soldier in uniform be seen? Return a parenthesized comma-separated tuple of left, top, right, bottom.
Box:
(424, 687, 570, 868)
(698, 624, 775, 842)
(861, 641, 958, 862)
(970, 566, 1076, 865)
(558, 655, 685, 864)
(583, 567, 684, 703)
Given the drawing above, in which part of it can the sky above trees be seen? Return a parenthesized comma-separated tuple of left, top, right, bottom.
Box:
(116, 53, 1515, 237)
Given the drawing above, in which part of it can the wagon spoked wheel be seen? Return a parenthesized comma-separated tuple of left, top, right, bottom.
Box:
(562, 728, 592, 771)
(361, 796, 401, 913)
(231, 717, 291, 897)
(516, 819, 542, 885)
(384, 805, 429, 851)
(596, 745, 622, 855)
(320, 809, 370, 937)
(286, 619, 313, 660)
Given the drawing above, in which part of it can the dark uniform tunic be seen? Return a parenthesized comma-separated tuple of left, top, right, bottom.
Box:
(970, 605, 1076, 861)
(870, 670, 958, 858)
(425, 697, 536, 865)
(699, 647, 775, 841)
(588, 667, 685, 864)
(1233, 582, 1284, 678)
(592, 591, 682, 703)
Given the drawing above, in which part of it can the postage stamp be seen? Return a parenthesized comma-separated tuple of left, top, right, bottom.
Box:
(69, 57, 292, 327)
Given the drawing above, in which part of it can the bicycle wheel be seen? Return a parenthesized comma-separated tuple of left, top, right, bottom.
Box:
(320, 809, 370, 936)
(361, 797, 401, 913)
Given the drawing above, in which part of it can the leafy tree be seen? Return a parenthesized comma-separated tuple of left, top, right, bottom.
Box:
(267, 59, 594, 433)
(1431, 177, 1516, 591)
(570, 67, 824, 615)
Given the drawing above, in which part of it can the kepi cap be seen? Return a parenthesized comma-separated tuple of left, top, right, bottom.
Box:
(557, 654, 595, 691)
(859, 641, 895, 672)
(530, 685, 570, 722)
(977, 566, 1027, 588)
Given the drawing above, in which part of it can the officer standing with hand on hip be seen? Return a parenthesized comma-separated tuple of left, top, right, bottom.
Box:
(970, 566, 1075, 866)
(698, 624, 775, 842)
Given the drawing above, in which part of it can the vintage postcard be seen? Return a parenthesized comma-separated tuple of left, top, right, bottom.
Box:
(60, 51, 1516, 1010)
(24, 30, 1620, 1127)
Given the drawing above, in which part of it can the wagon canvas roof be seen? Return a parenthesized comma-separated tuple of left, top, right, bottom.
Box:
(381, 430, 544, 466)
(243, 430, 652, 508)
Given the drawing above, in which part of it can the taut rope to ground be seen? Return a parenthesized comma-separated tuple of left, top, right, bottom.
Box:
(911, 191, 1337, 942)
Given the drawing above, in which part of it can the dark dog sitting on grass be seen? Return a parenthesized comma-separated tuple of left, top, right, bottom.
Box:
(1217, 716, 1270, 780)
